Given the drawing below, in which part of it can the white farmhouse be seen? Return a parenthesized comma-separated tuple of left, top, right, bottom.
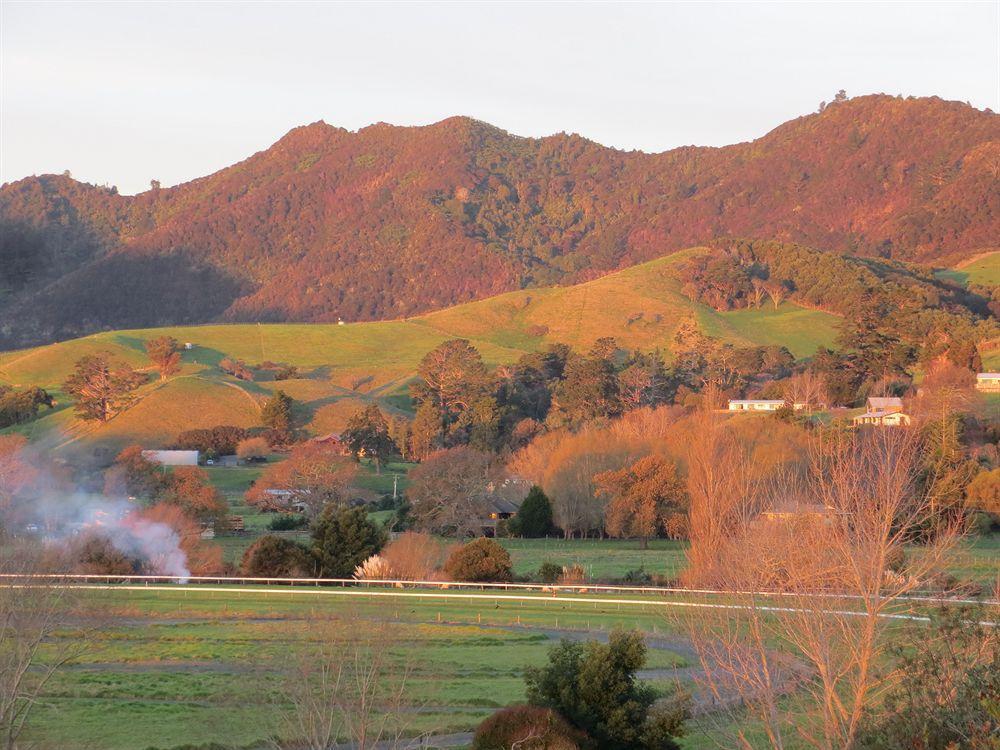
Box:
(852, 396, 910, 427)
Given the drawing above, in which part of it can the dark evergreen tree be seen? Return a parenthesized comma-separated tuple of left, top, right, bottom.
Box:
(260, 390, 294, 440)
(311, 505, 387, 578)
(525, 629, 689, 749)
(508, 486, 555, 538)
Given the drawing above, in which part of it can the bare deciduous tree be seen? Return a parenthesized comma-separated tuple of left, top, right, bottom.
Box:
(684, 390, 769, 585)
(277, 620, 427, 750)
(0, 551, 90, 750)
(782, 371, 826, 411)
(684, 426, 965, 750)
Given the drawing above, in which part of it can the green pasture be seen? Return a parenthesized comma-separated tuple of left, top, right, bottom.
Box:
(23, 577, 992, 750)
(936, 250, 1000, 288)
(25, 587, 697, 750)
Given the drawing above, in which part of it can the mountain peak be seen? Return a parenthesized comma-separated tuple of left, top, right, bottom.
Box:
(2, 96, 997, 348)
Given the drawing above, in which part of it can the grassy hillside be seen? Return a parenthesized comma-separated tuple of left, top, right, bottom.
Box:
(0, 249, 840, 454)
(936, 249, 1000, 288)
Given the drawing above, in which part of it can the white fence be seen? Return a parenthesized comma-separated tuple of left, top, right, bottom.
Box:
(1, 572, 995, 607)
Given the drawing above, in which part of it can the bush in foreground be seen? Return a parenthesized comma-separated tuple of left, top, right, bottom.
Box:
(444, 537, 513, 582)
(856, 605, 999, 749)
(473, 705, 582, 749)
(525, 629, 689, 749)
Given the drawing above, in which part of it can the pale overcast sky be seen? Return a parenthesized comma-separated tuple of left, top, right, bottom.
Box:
(2, 1, 998, 195)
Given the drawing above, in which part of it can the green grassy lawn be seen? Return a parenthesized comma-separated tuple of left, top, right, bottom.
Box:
(23, 575, 987, 750)
(24, 588, 696, 750)
(500, 537, 689, 582)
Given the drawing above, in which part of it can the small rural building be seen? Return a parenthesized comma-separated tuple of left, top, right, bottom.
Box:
(852, 396, 909, 427)
(142, 449, 199, 466)
(728, 399, 786, 412)
(976, 373, 1000, 392)
(481, 496, 523, 536)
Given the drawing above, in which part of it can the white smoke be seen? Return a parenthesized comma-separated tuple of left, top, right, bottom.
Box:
(10, 490, 192, 581)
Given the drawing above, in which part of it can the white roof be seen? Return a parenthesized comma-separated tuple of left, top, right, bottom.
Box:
(977, 373, 1000, 379)
(729, 399, 785, 405)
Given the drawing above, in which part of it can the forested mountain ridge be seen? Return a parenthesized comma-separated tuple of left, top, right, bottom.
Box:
(1, 94, 997, 348)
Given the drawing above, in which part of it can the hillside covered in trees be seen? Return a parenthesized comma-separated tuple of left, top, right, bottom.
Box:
(1, 94, 997, 347)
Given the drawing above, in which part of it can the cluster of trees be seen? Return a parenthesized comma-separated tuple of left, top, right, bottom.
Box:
(241, 505, 384, 578)
(104, 446, 227, 522)
(245, 443, 357, 515)
(219, 357, 254, 381)
(678, 396, 1000, 749)
(678, 239, 997, 406)
(393, 335, 795, 464)
(0, 385, 52, 428)
(399, 356, 1000, 552)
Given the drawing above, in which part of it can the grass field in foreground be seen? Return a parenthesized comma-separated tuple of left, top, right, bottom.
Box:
(26, 587, 700, 750)
(24, 580, 990, 750)
(0, 249, 841, 454)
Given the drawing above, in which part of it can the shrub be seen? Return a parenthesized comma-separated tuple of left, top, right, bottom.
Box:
(537, 562, 562, 584)
(444, 537, 513, 582)
(267, 513, 307, 531)
(856, 606, 999, 749)
(240, 535, 312, 577)
(966, 467, 1000, 515)
(621, 567, 652, 585)
(473, 705, 582, 750)
(353, 554, 394, 580)
(525, 629, 689, 749)
(311, 505, 387, 578)
(381, 531, 450, 580)
(558, 563, 586, 585)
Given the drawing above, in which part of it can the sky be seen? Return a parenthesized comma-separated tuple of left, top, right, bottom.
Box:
(2, 1, 998, 195)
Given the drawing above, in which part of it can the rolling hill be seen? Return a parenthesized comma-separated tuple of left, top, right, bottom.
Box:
(0, 248, 844, 456)
(2, 95, 997, 348)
